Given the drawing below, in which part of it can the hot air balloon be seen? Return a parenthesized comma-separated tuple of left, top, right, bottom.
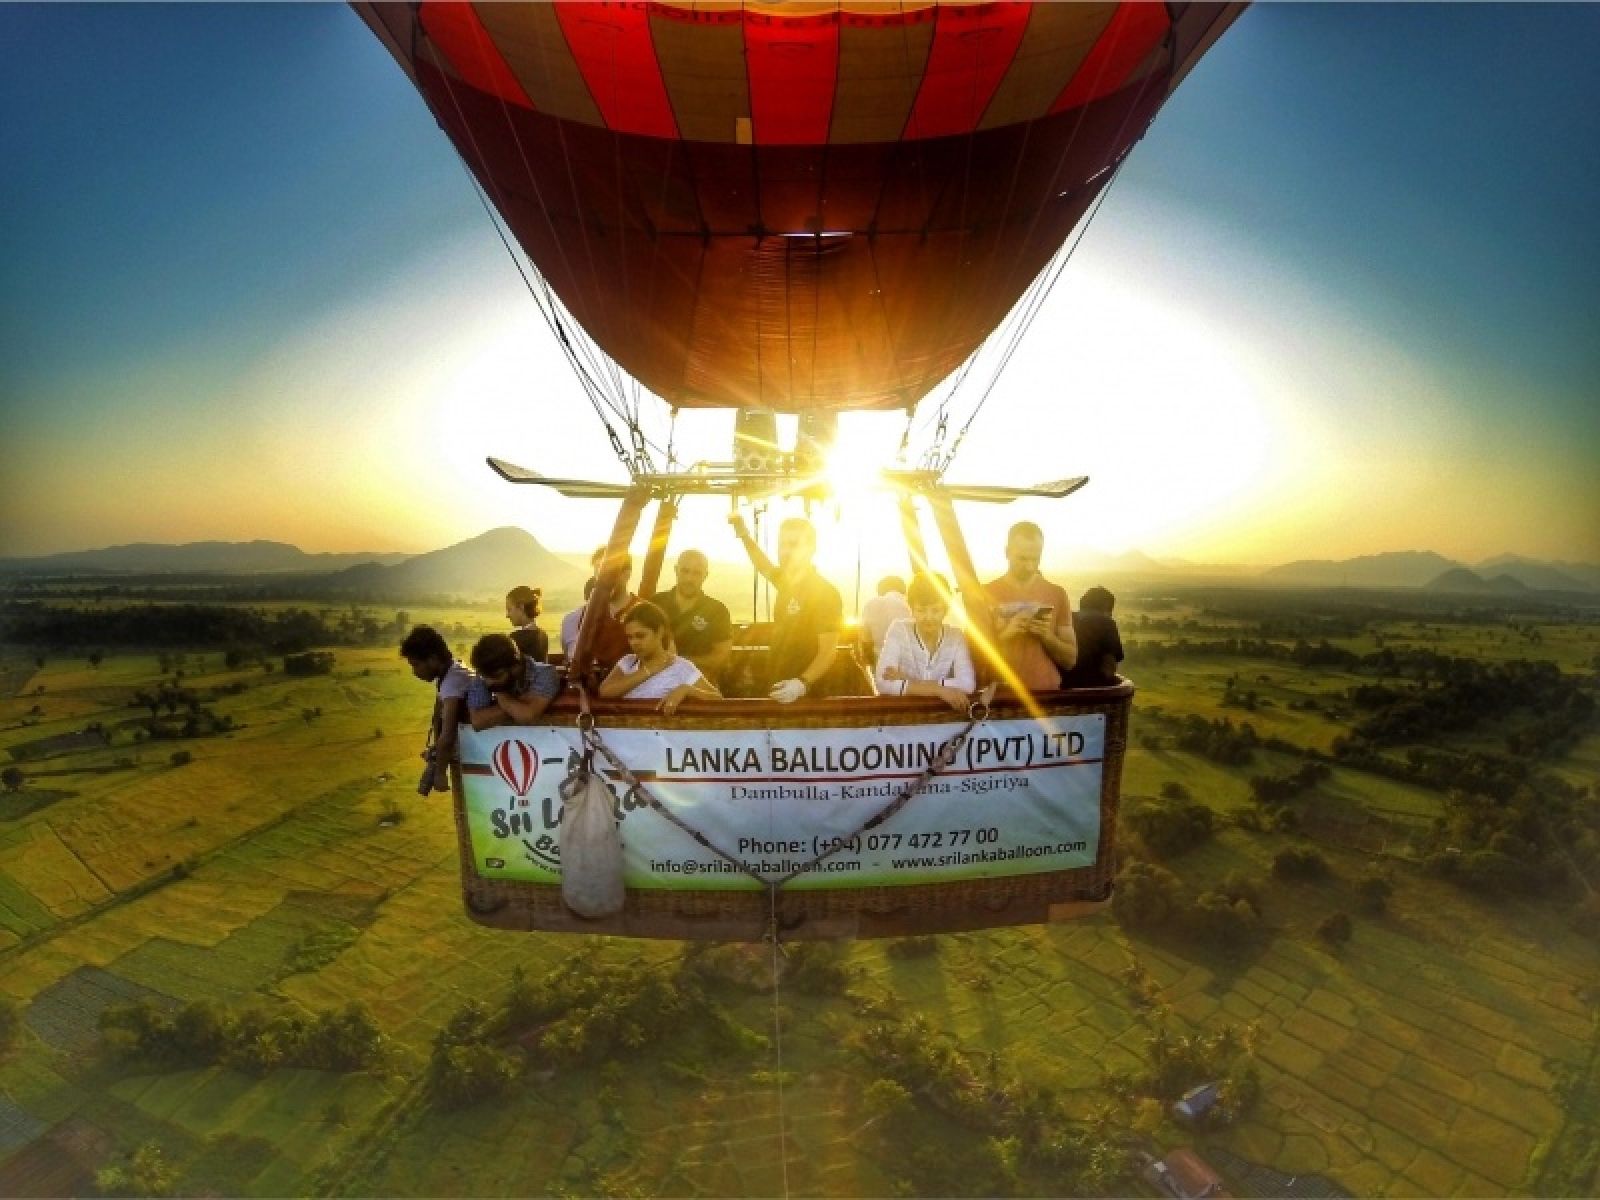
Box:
(492, 738, 539, 801)
(357, 1, 1245, 940)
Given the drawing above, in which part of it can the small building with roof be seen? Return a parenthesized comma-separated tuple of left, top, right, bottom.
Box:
(1138, 1148, 1231, 1199)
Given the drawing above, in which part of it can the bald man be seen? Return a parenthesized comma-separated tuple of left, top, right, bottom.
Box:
(648, 548, 733, 684)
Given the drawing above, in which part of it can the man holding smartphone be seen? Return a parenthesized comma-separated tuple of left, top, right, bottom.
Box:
(986, 521, 1077, 693)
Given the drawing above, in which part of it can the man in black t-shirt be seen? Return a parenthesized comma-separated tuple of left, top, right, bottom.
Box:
(648, 549, 733, 686)
(729, 514, 842, 702)
(1059, 585, 1124, 688)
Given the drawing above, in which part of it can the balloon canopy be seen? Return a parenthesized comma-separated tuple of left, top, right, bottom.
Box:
(358, 1, 1242, 413)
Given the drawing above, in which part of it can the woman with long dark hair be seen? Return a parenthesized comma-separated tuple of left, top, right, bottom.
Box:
(598, 602, 721, 715)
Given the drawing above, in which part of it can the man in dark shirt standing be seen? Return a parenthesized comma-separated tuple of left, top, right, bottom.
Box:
(648, 548, 733, 686)
(729, 514, 841, 703)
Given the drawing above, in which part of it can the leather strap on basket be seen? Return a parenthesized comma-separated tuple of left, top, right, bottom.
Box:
(573, 685, 996, 892)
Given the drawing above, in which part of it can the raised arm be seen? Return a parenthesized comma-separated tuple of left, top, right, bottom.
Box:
(728, 513, 779, 584)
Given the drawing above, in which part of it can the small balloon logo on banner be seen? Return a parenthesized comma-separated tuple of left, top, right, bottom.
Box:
(492, 740, 537, 803)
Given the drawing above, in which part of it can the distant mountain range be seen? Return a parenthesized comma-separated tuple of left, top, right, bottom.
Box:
(1259, 551, 1461, 590)
(0, 528, 588, 604)
(1, 534, 1595, 597)
(319, 527, 588, 601)
(1474, 554, 1600, 592)
(1424, 567, 1528, 595)
(0, 539, 410, 575)
(1260, 550, 1599, 592)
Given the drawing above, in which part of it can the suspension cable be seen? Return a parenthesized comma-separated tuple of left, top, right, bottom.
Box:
(457, 167, 672, 472)
(936, 27, 1172, 475)
(421, 55, 641, 474)
(924, 22, 1174, 476)
(907, 237, 1055, 471)
(423, 29, 668, 475)
(905, 193, 1074, 471)
(939, 159, 1126, 474)
(449, 167, 637, 468)
(426, 35, 618, 405)
(895, 409, 915, 467)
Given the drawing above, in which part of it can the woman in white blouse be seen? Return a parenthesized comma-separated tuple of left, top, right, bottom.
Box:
(599, 602, 721, 715)
(874, 572, 976, 713)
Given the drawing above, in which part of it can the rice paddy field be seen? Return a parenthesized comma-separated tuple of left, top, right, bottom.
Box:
(0, 590, 1596, 1196)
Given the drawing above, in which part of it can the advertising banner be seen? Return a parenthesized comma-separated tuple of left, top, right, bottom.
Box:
(458, 714, 1105, 891)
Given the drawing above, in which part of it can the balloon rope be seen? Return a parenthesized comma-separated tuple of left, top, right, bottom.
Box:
(941, 162, 1125, 474)
(422, 59, 638, 469)
(912, 1, 1105, 471)
(939, 29, 1171, 474)
(750, 503, 759, 625)
(434, 26, 628, 424)
(427, 23, 666, 474)
(449, 164, 636, 468)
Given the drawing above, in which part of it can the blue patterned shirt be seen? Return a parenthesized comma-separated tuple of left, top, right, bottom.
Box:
(465, 658, 563, 712)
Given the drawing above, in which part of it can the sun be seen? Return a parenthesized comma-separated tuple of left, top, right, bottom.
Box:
(821, 438, 891, 506)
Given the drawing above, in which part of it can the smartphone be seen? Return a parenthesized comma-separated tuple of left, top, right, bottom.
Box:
(1033, 605, 1056, 625)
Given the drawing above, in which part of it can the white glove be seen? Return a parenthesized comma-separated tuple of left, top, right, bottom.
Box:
(769, 678, 808, 704)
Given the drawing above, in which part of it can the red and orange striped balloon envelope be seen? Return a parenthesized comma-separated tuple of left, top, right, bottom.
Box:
(357, 2, 1243, 413)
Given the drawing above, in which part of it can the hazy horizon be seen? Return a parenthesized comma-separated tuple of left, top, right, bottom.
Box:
(4, 522, 1594, 576)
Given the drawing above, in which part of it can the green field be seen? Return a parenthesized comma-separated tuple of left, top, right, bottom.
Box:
(0, 590, 1596, 1196)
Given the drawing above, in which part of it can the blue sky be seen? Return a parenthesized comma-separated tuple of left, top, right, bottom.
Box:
(2, 3, 1596, 565)
(2, 4, 461, 394)
(1128, 3, 1599, 410)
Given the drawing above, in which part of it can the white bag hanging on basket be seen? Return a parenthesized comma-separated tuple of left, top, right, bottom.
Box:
(559, 760, 625, 919)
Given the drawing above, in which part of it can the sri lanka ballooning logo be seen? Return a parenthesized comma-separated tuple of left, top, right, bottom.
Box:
(492, 739, 537, 806)
(483, 738, 560, 870)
